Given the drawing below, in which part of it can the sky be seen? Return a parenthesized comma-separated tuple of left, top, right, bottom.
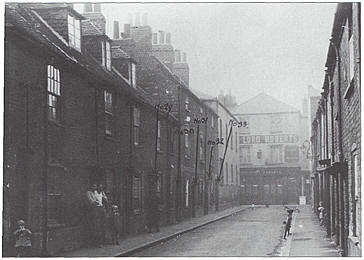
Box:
(75, 3, 337, 111)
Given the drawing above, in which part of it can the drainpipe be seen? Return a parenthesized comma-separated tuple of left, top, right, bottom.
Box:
(329, 38, 344, 162)
(329, 37, 345, 255)
(41, 66, 49, 256)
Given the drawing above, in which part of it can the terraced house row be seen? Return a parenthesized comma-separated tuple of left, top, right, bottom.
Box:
(3, 3, 241, 256)
(310, 3, 361, 256)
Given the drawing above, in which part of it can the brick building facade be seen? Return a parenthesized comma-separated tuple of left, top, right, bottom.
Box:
(310, 3, 361, 256)
(4, 3, 222, 256)
(4, 3, 179, 256)
(111, 19, 219, 220)
(233, 93, 311, 205)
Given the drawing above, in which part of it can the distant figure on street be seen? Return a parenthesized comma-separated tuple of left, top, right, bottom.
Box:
(13, 219, 32, 257)
(109, 205, 121, 245)
(318, 201, 325, 226)
(251, 203, 255, 210)
(147, 192, 160, 233)
(283, 209, 294, 239)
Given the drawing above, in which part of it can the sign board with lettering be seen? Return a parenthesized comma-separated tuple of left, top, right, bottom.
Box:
(239, 134, 299, 144)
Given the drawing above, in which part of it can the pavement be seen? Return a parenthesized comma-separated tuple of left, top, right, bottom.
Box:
(61, 204, 252, 257)
(278, 205, 341, 257)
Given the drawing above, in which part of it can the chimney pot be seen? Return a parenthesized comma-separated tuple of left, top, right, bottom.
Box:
(84, 3, 92, 12)
(152, 32, 158, 45)
(142, 13, 148, 26)
(159, 31, 165, 44)
(124, 24, 131, 38)
(175, 50, 181, 63)
(94, 3, 101, 12)
(182, 52, 187, 62)
(166, 32, 171, 44)
(113, 21, 120, 39)
(128, 13, 133, 26)
(135, 13, 141, 26)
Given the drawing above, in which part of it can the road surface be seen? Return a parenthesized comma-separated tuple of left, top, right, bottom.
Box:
(133, 205, 287, 256)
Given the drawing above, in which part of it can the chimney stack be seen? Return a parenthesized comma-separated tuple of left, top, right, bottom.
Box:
(173, 50, 189, 87)
(182, 52, 187, 62)
(124, 24, 131, 38)
(113, 21, 120, 39)
(175, 50, 181, 63)
(166, 32, 171, 44)
(84, 3, 92, 12)
(135, 13, 141, 26)
(94, 3, 101, 12)
(142, 13, 148, 26)
(159, 31, 165, 44)
(82, 3, 106, 34)
(128, 13, 133, 26)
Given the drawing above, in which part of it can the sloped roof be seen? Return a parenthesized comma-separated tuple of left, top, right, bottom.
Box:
(5, 3, 176, 122)
(112, 46, 131, 59)
(233, 92, 299, 114)
(190, 88, 215, 100)
(81, 19, 103, 36)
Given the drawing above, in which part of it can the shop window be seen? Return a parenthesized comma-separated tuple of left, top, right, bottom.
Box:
(252, 185, 258, 195)
(264, 184, 269, 194)
(277, 184, 283, 194)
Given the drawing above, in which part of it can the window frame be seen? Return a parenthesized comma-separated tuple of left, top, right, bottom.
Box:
(47, 65, 61, 123)
(132, 176, 143, 214)
(105, 41, 111, 71)
(104, 90, 113, 136)
(67, 14, 81, 51)
(185, 97, 189, 111)
(240, 145, 251, 164)
(131, 63, 136, 88)
(133, 106, 140, 145)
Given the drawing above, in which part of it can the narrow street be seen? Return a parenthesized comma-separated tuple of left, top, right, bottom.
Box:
(133, 206, 286, 256)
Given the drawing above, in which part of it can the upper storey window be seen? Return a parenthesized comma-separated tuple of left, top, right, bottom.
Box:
(131, 63, 136, 88)
(101, 41, 111, 71)
(67, 14, 81, 51)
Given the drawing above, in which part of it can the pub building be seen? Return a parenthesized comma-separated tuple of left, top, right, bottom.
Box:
(233, 93, 311, 205)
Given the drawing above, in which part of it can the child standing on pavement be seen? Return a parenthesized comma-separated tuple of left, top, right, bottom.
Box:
(13, 220, 32, 257)
(318, 201, 325, 226)
(109, 205, 121, 245)
(283, 209, 294, 239)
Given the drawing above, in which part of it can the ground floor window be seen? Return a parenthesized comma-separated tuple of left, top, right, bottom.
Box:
(47, 193, 63, 224)
(132, 176, 143, 214)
